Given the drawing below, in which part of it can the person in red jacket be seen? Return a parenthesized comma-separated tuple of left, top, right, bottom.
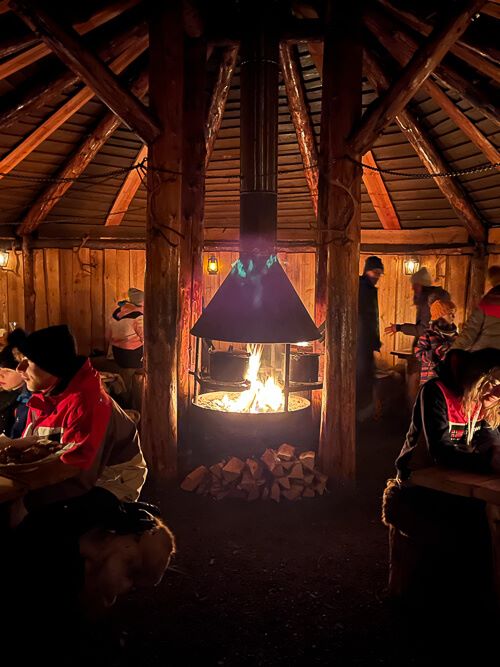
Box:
(5, 325, 147, 514)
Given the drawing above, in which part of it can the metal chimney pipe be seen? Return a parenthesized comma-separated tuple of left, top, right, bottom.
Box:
(240, 20, 278, 256)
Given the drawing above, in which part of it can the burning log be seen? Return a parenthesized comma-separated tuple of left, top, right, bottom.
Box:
(180, 445, 328, 502)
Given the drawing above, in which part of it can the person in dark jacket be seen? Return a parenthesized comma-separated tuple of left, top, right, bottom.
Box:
(357, 256, 384, 419)
(396, 348, 500, 481)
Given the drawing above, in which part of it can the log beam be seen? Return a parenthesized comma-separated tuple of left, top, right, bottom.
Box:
(364, 50, 487, 244)
(362, 151, 401, 230)
(205, 45, 238, 167)
(318, 1, 363, 481)
(0, 21, 147, 132)
(21, 235, 35, 331)
(11, 0, 160, 143)
(105, 144, 148, 227)
(379, 0, 500, 81)
(364, 14, 500, 168)
(363, 4, 500, 126)
(351, 0, 487, 155)
(0, 0, 139, 80)
(178, 36, 207, 439)
(280, 42, 319, 216)
(142, 0, 183, 477)
(0, 36, 148, 178)
(18, 69, 149, 235)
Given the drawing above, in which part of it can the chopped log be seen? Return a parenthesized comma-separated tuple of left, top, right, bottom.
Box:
(0, 0, 140, 80)
(277, 443, 296, 461)
(289, 463, 304, 480)
(261, 448, 280, 472)
(18, 68, 149, 236)
(0, 21, 148, 132)
(142, 0, 183, 477)
(318, 1, 362, 481)
(303, 473, 315, 486)
(299, 450, 316, 470)
(378, 0, 500, 84)
(222, 457, 245, 481)
(22, 236, 35, 332)
(270, 481, 281, 503)
(279, 42, 319, 216)
(205, 45, 238, 167)
(180, 465, 208, 491)
(209, 462, 223, 479)
(282, 486, 302, 501)
(281, 460, 295, 472)
(351, 0, 487, 155)
(246, 458, 261, 479)
(277, 476, 291, 490)
(0, 36, 148, 179)
(364, 4, 500, 127)
(178, 36, 207, 439)
(11, 0, 160, 143)
(364, 50, 487, 245)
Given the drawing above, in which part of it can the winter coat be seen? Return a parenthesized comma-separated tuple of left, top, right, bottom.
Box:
(107, 302, 144, 351)
(0, 387, 22, 436)
(452, 285, 500, 352)
(358, 274, 381, 354)
(415, 323, 458, 385)
(399, 285, 451, 346)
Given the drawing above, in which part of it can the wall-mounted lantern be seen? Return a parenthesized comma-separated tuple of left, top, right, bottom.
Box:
(403, 257, 420, 276)
(0, 249, 9, 268)
(207, 255, 219, 275)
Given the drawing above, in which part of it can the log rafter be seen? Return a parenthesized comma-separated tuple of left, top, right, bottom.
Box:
(11, 0, 159, 144)
(0, 34, 148, 179)
(17, 68, 149, 236)
(350, 0, 487, 156)
(104, 144, 147, 227)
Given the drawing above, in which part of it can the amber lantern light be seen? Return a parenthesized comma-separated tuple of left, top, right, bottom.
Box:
(207, 255, 219, 275)
(0, 249, 9, 268)
(403, 257, 420, 276)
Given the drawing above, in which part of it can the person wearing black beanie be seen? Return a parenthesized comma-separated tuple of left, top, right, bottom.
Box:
(17, 325, 79, 391)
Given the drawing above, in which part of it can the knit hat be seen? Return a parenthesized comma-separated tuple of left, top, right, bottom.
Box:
(411, 267, 432, 287)
(488, 265, 500, 287)
(19, 325, 78, 377)
(0, 345, 18, 370)
(128, 287, 144, 306)
(363, 256, 384, 273)
(430, 299, 456, 322)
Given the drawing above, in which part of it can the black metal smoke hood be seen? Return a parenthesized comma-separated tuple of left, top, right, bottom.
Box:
(191, 254, 321, 344)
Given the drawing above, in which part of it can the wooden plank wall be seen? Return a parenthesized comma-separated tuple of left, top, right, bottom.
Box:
(0, 248, 473, 365)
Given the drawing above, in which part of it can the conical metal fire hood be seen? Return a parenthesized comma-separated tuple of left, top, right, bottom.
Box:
(191, 254, 320, 344)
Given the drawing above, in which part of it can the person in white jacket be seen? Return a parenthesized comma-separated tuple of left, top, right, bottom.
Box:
(107, 288, 144, 369)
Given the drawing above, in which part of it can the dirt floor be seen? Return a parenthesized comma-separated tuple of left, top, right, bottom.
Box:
(79, 392, 498, 667)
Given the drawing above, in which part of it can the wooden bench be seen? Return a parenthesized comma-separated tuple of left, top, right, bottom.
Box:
(388, 467, 500, 602)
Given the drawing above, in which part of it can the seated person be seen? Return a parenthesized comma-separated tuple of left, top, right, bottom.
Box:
(107, 287, 144, 370)
(0, 328, 29, 437)
(396, 348, 500, 481)
(7, 325, 147, 513)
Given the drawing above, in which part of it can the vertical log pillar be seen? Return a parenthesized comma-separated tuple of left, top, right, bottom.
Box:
(178, 36, 207, 445)
(142, 0, 183, 477)
(318, 1, 363, 481)
(22, 235, 35, 331)
(466, 246, 488, 317)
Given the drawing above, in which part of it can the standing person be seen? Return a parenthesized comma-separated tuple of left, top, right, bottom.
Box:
(107, 287, 144, 369)
(415, 299, 458, 385)
(452, 265, 500, 352)
(384, 267, 450, 402)
(357, 256, 384, 420)
(6, 325, 147, 515)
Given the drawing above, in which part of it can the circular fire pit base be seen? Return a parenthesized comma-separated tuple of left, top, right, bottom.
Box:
(187, 393, 315, 465)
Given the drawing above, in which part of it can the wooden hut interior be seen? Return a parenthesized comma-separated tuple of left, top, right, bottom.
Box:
(0, 0, 499, 661)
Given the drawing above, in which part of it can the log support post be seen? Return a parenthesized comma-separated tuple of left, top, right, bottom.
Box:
(142, 0, 183, 477)
(178, 36, 207, 446)
(318, 1, 363, 481)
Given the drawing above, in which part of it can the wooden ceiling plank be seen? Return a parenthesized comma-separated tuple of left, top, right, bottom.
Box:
(279, 42, 319, 216)
(351, 0, 487, 155)
(0, 0, 139, 80)
(10, 0, 159, 144)
(364, 49, 487, 244)
(0, 35, 148, 178)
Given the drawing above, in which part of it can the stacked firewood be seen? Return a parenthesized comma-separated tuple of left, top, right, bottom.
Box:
(181, 444, 328, 501)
